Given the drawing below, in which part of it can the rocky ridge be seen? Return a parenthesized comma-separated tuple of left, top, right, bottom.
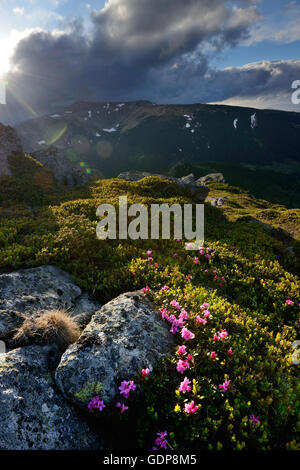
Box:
(0, 265, 175, 449)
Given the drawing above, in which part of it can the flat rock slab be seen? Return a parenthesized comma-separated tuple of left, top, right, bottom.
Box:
(55, 291, 175, 409)
(0, 345, 102, 449)
(0, 266, 101, 339)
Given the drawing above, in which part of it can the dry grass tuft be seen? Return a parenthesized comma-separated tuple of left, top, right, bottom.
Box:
(13, 309, 81, 351)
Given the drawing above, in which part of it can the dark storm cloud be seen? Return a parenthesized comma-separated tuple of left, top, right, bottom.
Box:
(3, 0, 297, 121)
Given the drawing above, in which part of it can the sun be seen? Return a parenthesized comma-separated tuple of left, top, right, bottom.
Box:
(0, 36, 15, 77)
(0, 28, 33, 78)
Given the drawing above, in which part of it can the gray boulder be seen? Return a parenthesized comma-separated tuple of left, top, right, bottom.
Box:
(0, 345, 102, 449)
(210, 197, 227, 207)
(31, 145, 102, 185)
(55, 291, 175, 409)
(197, 173, 225, 185)
(0, 265, 101, 339)
(178, 173, 196, 185)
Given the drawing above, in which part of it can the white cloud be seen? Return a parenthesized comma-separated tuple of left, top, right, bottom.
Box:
(244, 0, 300, 45)
(13, 7, 25, 16)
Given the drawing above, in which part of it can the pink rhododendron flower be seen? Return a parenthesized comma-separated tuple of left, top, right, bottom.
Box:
(116, 402, 128, 414)
(176, 359, 190, 374)
(185, 400, 198, 414)
(187, 354, 193, 361)
(194, 257, 199, 264)
(148, 257, 153, 262)
(199, 248, 205, 255)
(250, 414, 260, 426)
(179, 310, 189, 320)
(228, 349, 233, 356)
(118, 380, 136, 399)
(142, 286, 150, 293)
(154, 262, 158, 268)
(161, 285, 169, 291)
(210, 351, 216, 359)
(219, 330, 228, 339)
(179, 377, 191, 393)
(196, 316, 207, 325)
(200, 303, 209, 309)
(160, 307, 169, 319)
(155, 431, 168, 449)
(170, 324, 179, 335)
(286, 299, 294, 306)
(146, 250, 152, 256)
(141, 368, 150, 377)
(214, 329, 228, 341)
(181, 328, 195, 341)
(204, 269, 209, 274)
(219, 380, 231, 392)
(87, 396, 106, 412)
(176, 345, 187, 355)
(170, 300, 181, 310)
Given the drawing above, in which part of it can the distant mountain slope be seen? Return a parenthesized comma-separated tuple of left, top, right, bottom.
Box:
(15, 101, 300, 179)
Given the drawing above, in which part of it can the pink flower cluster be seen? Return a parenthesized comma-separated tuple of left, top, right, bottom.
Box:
(159, 301, 193, 336)
(219, 379, 231, 392)
(250, 414, 260, 426)
(119, 380, 136, 399)
(153, 431, 168, 450)
(141, 368, 150, 377)
(181, 327, 195, 341)
(176, 359, 190, 374)
(176, 345, 187, 355)
(87, 396, 106, 412)
(179, 377, 191, 393)
(185, 400, 198, 414)
(116, 402, 128, 414)
(142, 286, 150, 293)
(213, 329, 228, 341)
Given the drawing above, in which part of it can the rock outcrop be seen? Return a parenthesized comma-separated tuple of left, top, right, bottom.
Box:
(0, 266, 101, 340)
(196, 173, 225, 185)
(55, 291, 175, 409)
(0, 345, 102, 449)
(210, 197, 227, 207)
(32, 145, 102, 185)
(0, 123, 23, 177)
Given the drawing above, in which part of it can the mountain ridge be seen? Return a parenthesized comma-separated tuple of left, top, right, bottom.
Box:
(15, 100, 300, 178)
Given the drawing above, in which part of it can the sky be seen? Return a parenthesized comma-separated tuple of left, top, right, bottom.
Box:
(0, 0, 300, 123)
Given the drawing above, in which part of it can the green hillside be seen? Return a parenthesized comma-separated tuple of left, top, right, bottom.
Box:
(168, 160, 300, 208)
(0, 174, 299, 450)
